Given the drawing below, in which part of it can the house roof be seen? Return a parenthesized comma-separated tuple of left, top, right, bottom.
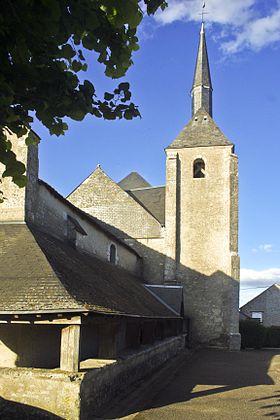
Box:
(0, 224, 177, 318)
(166, 108, 233, 149)
(118, 172, 151, 190)
(127, 186, 166, 225)
(240, 284, 280, 310)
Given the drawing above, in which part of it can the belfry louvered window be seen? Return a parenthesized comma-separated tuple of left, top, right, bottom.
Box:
(193, 158, 205, 178)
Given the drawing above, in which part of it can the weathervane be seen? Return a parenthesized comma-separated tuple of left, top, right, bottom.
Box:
(200, 2, 208, 23)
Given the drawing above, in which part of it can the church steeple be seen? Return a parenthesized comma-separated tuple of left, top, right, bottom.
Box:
(191, 22, 213, 117)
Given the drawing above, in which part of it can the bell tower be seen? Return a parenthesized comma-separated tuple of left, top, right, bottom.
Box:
(164, 23, 240, 350)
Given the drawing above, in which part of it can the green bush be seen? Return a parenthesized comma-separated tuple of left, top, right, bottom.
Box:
(264, 326, 280, 347)
(239, 320, 266, 349)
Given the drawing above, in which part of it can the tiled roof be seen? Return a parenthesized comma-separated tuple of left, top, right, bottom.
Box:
(127, 186, 165, 225)
(167, 109, 233, 149)
(118, 172, 151, 190)
(0, 224, 177, 318)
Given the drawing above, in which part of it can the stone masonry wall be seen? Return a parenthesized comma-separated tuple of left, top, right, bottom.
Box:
(34, 183, 140, 275)
(0, 368, 81, 420)
(68, 166, 162, 240)
(0, 335, 186, 419)
(165, 145, 240, 347)
(124, 236, 166, 283)
(0, 131, 38, 222)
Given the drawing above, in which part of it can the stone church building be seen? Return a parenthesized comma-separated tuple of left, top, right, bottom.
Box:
(68, 22, 240, 350)
(0, 22, 240, 418)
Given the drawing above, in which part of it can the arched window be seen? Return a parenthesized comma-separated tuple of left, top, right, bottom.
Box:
(109, 244, 117, 264)
(193, 158, 205, 178)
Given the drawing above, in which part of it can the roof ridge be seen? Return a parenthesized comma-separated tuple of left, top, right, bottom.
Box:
(128, 185, 165, 192)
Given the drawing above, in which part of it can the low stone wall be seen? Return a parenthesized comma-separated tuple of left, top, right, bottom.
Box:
(81, 334, 186, 417)
(0, 335, 186, 419)
(0, 368, 82, 419)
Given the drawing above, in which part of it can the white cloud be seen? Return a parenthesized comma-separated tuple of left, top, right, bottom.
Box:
(155, 0, 254, 26)
(240, 267, 280, 287)
(223, 8, 280, 53)
(251, 243, 274, 253)
(153, 0, 280, 53)
(240, 267, 280, 305)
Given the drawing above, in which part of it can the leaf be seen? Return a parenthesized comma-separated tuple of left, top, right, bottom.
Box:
(25, 131, 39, 146)
(118, 82, 130, 91)
(71, 60, 84, 72)
(0, 0, 166, 185)
(104, 92, 114, 101)
(60, 44, 76, 59)
(83, 80, 95, 96)
(12, 174, 27, 188)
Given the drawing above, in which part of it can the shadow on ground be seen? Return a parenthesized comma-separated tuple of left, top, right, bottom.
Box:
(0, 396, 63, 420)
(99, 349, 280, 419)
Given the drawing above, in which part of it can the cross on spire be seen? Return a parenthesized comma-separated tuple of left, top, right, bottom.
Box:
(200, 2, 208, 23)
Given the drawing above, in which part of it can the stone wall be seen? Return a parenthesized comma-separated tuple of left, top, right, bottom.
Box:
(241, 285, 280, 327)
(0, 368, 81, 420)
(124, 236, 166, 283)
(165, 145, 240, 348)
(0, 335, 186, 419)
(34, 182, 140, 275)
(68, 166, 162, 239)
(0, 131, 39, 223)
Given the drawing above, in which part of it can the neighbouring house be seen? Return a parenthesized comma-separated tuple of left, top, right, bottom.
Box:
(240, 284, 280, 327)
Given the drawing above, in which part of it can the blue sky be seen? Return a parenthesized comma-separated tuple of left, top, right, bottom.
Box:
(32, 0, 280, 306)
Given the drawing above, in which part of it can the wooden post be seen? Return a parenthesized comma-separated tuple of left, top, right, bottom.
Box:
(60, 325, 80, 371)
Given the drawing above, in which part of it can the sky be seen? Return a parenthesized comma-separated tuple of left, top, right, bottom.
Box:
(32, 0, 280, 307)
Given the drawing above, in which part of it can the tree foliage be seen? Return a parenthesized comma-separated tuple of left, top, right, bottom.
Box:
(0, 0, 167, 186)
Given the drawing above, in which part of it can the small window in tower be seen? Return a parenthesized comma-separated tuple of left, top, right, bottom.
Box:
(193, 158, 205, 178)
(109, 244, 117, 264)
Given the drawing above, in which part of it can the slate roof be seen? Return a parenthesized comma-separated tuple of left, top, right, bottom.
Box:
(0, 224, 177, 318)
(192, 22, 212, 89)
(127, 186, 166, 225)
(167, 108, 233, 149)
(118, 172, 151, 190)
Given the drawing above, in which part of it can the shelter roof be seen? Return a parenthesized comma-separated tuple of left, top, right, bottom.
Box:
(0, 224, 177, 318)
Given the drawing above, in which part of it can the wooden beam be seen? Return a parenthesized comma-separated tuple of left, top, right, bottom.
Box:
(60, 325, 81, 372)
(0, 315, 82, 325)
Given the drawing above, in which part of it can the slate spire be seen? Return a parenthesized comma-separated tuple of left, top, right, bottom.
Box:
(191, 22, 213, 117)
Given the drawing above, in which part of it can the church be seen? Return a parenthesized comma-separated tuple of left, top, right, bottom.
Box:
(0, 21, 240, 420)
(68, 22, 241, 350)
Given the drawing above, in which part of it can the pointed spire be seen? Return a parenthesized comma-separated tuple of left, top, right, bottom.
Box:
(191, 22, 213, 117)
